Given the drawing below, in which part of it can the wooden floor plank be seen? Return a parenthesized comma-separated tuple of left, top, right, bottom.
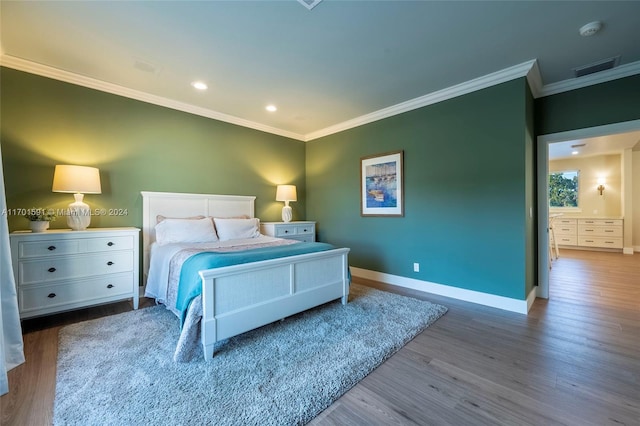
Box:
(2, 249, 639, 425)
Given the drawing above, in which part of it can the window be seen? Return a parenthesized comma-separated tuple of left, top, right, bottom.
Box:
(549, 170, 579, 208)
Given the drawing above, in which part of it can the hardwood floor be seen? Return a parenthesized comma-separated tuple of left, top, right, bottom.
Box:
(2, 250, 639, 425)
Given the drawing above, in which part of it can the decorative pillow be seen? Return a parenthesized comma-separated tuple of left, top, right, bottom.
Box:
(213, 217, 261, 241)
(155, 217, 218, 245)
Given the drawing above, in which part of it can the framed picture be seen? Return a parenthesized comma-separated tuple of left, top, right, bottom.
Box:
(360, 150, 404, 216)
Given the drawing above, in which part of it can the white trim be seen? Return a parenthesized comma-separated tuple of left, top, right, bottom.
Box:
(623, 247, 635, 255)
(540, 60, 640, 97)
(633, 246, 640, 253)
(306, 60, 538, 141)
(3, 53, 638, 142)
(0, 54, 306, 142)
(350, 267, 531, 315)
(525, 59, 544, 98)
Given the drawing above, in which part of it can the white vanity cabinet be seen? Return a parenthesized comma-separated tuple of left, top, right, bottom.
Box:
(9, 227, 140, 319)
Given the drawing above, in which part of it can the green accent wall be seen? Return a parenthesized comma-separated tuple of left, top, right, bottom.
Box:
(307, 79, 533, 300)
(535, 74, 640, 135)
(1, 67, 305, 232)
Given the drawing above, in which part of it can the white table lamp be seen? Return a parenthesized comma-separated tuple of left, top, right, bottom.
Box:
(276, 185, 297, 223)
(52, 165, 102, 231)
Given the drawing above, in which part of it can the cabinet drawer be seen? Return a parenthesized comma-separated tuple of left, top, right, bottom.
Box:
(17, 235, 134, 259)
(556, 236, 577, 246)
(555, 218, 577, 225)
(19, 251, 134, 284)
(578, 225, 622, 237)
(19, 273, 134, 313)
(273, 224, 315, 238)
(577, 219, 622, 227)
(553, 224, 577, 235)
(18, 240, 80, 258)
(85, 235, 134, 252)
(578, 237, 622, 249)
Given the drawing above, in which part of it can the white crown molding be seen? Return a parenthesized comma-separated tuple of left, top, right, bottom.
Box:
(526, 59, 544, 98)
(0, 54, 306, 142)
(305, 60, 538, 141)
(3, 53, 638, 142)
(350, 267, 531, 314)
(539, 60, 640, 97)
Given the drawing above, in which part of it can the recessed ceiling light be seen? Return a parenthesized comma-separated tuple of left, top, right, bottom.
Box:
(266, 105, 277, 112)
(572, 151, 579, 155)
(191, 81, 208, 90)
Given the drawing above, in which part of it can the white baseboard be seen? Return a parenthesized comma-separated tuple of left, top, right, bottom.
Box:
(625, 247, 637, 254)
(350, 267, 532, 314)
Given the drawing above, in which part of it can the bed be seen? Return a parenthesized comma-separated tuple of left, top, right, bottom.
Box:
(141, 191, 350, 362)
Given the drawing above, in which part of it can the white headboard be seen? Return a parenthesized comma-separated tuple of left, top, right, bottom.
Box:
(140, 191, 256, 282)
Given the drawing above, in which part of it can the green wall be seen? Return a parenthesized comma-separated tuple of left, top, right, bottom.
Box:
(306, 79, 533, 300)
(1, 67, 305, 231)
(536, 74, 640, 135)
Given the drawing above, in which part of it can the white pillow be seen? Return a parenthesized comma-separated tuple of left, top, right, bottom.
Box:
(213, 218, 261, 241)
(155, 217, 218, 245)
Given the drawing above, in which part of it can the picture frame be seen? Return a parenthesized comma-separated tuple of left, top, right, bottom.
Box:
(360, 150, 404, 217)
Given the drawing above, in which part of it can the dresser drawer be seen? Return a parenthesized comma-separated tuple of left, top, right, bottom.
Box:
(275, 224, 315, 237)
(261, 222, 316, 241)
(19, 273, 134, 314)
(556, 236, 577, 246)
(555, 218, 577, 226)
(578, 219, 622, 227)
(577, 225, 622, 238)
(553, 224, 577, 235)
(578, 237, 622, 249)
(17, 235, 134, 259)
(19, 251, 134, 284)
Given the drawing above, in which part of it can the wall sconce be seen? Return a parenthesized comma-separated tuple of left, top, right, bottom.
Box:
(276, 184, 297, 223)
(52, 165, 102, 230)
(597, 177, 605, 196)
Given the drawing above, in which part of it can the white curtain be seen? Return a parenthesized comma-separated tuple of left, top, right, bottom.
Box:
(0, 144, 24, 396)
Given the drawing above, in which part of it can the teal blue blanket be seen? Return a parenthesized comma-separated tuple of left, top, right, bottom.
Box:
(176, 242, 336, 326)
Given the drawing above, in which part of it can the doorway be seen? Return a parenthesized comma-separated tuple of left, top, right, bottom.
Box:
(536, 119, 640, 299)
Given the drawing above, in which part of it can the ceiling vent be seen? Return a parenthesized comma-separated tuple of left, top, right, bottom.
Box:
(297, 0, 322, 10)
(573, 56, 620, 78)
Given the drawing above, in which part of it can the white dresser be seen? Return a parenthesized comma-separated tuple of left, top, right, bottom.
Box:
(260, 221, 316, 242)
(553, 217, 623, 250)
(9, 227, 140, 319)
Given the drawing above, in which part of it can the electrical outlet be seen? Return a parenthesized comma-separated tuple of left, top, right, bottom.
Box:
(413, 262, 420, 272)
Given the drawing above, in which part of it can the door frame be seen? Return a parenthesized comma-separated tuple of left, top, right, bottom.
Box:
(536, 119, 640, 299)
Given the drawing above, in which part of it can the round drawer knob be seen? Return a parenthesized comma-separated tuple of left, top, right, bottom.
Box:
(107, 284, 114, 289)
(107, 261, 114, 266)
(47, 293, 56, 298)
(47, 245, 56, 251)
(284, 230, 289, 233)
(107, 242, 114, 246)
(48, 267, 56, 273)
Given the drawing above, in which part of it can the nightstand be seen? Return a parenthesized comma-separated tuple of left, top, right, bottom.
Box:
(9, 227, 140, 319)
(260, 221, 316, 242)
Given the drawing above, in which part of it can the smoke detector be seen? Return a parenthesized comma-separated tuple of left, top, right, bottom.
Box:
(579, 21, 603, 37)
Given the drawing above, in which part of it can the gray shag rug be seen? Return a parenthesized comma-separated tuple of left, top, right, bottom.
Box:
(54, 284, 447, 426)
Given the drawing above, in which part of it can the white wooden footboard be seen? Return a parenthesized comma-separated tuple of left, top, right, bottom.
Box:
(198, 248, 350, 361)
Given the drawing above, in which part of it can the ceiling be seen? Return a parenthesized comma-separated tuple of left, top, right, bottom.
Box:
(549, 131, 640, 161)
(1, 1, 640, 142)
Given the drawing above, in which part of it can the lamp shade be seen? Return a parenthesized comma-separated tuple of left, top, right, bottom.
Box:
(52, 165, 102, 194)
(276, 185, 297, 202)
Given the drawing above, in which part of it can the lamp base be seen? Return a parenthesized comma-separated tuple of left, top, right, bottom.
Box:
(67, 193, 91, 231)
(281, 205, 293, 223)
